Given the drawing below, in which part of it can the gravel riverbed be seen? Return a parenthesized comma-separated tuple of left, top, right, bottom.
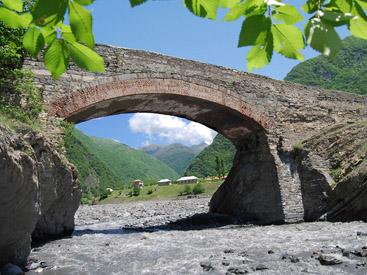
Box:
(25, 197, 367, 274)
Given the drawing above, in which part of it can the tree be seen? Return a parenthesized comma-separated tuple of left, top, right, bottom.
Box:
(133, 186, 141, 196)
(215, 156, 225, 178)
(192, 183, 205, 194)
(0, 0, 366, 79)
(183, 184, 192, 194)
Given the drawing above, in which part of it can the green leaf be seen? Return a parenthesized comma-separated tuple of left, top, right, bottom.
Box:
(184, 0, 219, 20)
(218, 0, 239, 9)
(349, 2, 367, 39)
(320, 10, 355, 27)
(0, 7, 31, 28)
(129, 0, 149, 7)
(273, 4, 304, 25)
(271, 23, 304, 60)
(67, 42, 105, 72)
(69, 1, 95, 49)
(74, 0, 94, 6)
(246, 32, 273, 72)
(61, 25, 77, 44)
(325, 0, 352, 13)
(356, 0, 367, 10)
(304, 17, 342, 58)
(238, 15, 271, 47)
(32, 0, 68, 27)
(23, 26, 45, 58)
(301, 0, 318, 14)
(3, 0, 23, 12)
(223, 0, 265, 21)
(41, 28, 57, 44)
(44, 39, 70, 79)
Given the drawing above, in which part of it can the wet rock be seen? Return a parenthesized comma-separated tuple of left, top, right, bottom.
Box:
(222, 260, 230, 266)
(227, 267, 248, 274)
(0, 263, 24, 275)
(289, 256, 300, 263)
(224, 249, 235, 254)
(267, 250, 274, 254)
(357, 231, 367, 237)
(28, 262, 40, 270)
(342, 250, 351, 257)
(255, 264, 268, 271)
(281, 252, 289, 260)
(352, 249, 367, 257)
(238, 251, 248, 257)
(318, 255, 343, 265)
(200, 261, 214, 271)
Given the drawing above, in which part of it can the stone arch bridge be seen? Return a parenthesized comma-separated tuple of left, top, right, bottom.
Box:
(24, 44, 367, 224)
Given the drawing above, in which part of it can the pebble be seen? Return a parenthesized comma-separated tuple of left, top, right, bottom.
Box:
(318, 254, 343, 265)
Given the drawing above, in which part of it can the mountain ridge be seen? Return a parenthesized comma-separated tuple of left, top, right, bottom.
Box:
(139, 142, 208, 175)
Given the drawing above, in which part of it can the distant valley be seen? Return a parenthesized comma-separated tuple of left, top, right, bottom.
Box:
(138, 142, 207, 175)
(65, 129, 236, 201)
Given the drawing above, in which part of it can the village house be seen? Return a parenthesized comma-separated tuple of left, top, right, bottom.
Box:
(158, 179, 172, 186)
(132, 179, 144, 188)
(177, 176, 198, 184)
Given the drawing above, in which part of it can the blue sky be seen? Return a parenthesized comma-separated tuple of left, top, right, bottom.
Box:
(76, 0, 349, 148)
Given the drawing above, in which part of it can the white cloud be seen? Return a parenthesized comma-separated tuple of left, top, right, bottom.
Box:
(129, 113, 217, 145)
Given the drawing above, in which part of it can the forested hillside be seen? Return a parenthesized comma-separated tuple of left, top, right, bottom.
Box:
(284, 36, 367, 95)
(65, 128, 125, 198)
(139, 143, 207, 175)
(183, 134, 236, 178)
(66, 129, 179, 193)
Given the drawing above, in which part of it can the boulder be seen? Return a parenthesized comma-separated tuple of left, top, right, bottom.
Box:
(0, 125, 81, 266)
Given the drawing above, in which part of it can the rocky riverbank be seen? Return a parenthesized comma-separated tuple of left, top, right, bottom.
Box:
(23, 197, 367, 274)
(0, 124, 81, 267)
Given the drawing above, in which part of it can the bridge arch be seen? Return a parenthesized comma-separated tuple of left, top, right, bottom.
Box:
(50, 77, 287, 224)
(50, 78, 271, 145)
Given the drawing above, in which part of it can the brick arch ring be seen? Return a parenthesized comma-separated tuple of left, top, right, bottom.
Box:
(49, 78, 272, 144)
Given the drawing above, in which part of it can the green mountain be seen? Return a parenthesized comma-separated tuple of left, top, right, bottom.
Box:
(183, 134, 236, 178)
(89, 136, 179, 182)
(139, 143, 207, 175)
(66, 128, 179, 195)
(65, 128, 125, 198)
(284, 36, 367, 95)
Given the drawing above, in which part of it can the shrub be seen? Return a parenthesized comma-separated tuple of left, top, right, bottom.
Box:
(192, 183, 205, 194)
(147, 189, 153, 195)
(133, 186, 141, 196)
(81, 198, 90, 205)
(183, 184, 192, 194)
(99, 189, 111, 200)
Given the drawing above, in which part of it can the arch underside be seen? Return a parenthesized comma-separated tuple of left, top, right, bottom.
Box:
(65, 93, 265, 146)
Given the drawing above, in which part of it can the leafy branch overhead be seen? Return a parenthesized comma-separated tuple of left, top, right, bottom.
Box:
(0, 0, 104, 79)
(0, 0, 366, 78)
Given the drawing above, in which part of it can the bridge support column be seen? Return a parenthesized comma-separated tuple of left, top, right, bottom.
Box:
(209, 131, 304, 224)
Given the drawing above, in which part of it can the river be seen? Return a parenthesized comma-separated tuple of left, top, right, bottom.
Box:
(25, 197, 367, 274)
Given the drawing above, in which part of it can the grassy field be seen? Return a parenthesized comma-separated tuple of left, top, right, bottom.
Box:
(99, 179, 223, 204)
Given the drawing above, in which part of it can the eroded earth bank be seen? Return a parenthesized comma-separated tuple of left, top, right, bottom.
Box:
(25, 198, 367, 275)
